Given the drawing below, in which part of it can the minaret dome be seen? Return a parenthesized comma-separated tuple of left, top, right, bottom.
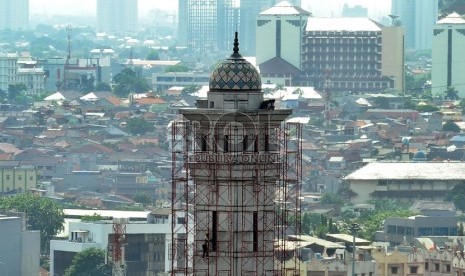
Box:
(209, 32, 262, 92)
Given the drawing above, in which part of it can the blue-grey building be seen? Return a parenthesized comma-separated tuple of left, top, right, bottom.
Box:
(0, 213, 40, 276)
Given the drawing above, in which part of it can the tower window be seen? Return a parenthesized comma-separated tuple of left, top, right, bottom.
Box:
(201, 135, 207, 151)
(253, 211, 258, 252)
(211, 211, 218, 252)
(254, 135, 258, 152)
(264, 134, 270, 152)
(224, 135, 229, 152)
(243, 135, 249, 152)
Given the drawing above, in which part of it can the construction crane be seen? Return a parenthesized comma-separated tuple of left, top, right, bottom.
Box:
(110, 218, 127, 276)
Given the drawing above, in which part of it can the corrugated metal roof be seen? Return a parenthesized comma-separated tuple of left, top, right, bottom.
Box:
(437, 12, 465, 24)
(306, 17, 383, 32)
(345, 162, 465, 180)
(260, 1, 311, 16)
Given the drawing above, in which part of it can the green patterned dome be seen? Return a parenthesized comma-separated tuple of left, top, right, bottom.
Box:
(209, 33, 262, 92)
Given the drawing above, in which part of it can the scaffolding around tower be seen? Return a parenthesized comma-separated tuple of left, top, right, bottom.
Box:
(170, 119, 302, 276)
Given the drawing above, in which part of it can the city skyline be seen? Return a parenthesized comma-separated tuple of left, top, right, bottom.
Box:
(29, 0, 391, 19)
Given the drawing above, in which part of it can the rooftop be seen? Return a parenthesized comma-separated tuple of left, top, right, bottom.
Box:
(345, 162, 465, 180)
(437, 12, 465, 24)
(260, 1, 311, 16)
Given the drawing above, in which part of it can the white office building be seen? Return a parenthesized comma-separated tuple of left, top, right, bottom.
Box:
(432, 13, 465, 98)
(50, 209, 182, 276)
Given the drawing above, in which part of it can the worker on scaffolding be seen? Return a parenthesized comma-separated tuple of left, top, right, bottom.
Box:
(202, 232, 210, 258)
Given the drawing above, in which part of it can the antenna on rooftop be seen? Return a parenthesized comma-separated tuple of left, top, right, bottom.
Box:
(388, 14, 399, 26)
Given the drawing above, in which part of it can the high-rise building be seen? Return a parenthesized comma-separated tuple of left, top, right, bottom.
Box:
(432, 13, 465, 98)
(171, 33, 302, 275)
(391, 0, 438, 50)
(178, 0, 302, 53)
(239, 0, 274, 55)
(178, 0, 238, 52)
(342, 4, 368, 17)
(97, 0, 138, 34)
(257, 2, 405, 93)
(0, 0, 29, 30)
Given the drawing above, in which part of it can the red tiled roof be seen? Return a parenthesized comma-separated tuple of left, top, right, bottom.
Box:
(136, 97, 167, 105)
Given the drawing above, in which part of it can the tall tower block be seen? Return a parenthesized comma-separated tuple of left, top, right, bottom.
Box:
(171, 33, 302, 275)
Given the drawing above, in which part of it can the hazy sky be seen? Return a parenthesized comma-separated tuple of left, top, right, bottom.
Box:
(30, 0, 391, 19)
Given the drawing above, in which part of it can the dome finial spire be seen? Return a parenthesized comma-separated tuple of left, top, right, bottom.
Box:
(231, 32, 242, 58)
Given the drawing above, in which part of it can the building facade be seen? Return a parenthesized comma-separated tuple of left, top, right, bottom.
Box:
(177, 0, 238, 52)
(301, 18, 404, 93)
(344, 162, 465, 204)
(0, 162, 37, 194)
(432, 13, 465, 98)
(38, 57, 111, 92)
(0, 213, 40, 276)
(391, 0, 438, 50)
(0, 0, 29, 30)
(256, 2, 310, 86)
(97, 0, 138, 34)
(0, 53, 45, 95)
(375, 216, 458, 245)
(50, 210, 174, 276)
(256, 2, 404, 93)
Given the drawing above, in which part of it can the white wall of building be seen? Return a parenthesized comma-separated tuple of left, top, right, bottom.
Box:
(432, 16, 465, 97)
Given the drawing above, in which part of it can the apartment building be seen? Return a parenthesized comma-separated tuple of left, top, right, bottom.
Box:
(344, 162, 465, 204)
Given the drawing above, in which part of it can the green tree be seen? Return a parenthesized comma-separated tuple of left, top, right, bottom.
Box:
(146, 49, 160, 60)
(133, 192, 152, 206)
(444, 86, 459, 101)
(125, 117, 154, 135)
(182, 85, 200, 97)
(459, 222, 464, 236)
(439, 0, 465, 17)
(164, 64, 189, 73)
(415, 104, 439, 112)
(0, 194, 64, 251)
(79, 75, 95, 92)
(443, 120, 461, 133)
(447, 184, 465, 212)
(95, 82, 112, 92)
(453, 194, 465, 212)
(64, 248, 111, 276)
(373, 97, 390, 109)
(358, 209, 414, 241)
(113, 68, 151, 97)
(8, 83, 27, 102)
(320, 193, 343, 206)
(81, 213, 103, 222)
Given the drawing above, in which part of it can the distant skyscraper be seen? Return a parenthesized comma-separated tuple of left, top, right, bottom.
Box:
(178, 0, 238, 52)
(0, 0, 29, 30)
(178, 0, 301, 53)
(342, 3, 368, 17)
(240, 0, 274, 55)
(391, 0, 439, 50)
(97, 0, 138, 34)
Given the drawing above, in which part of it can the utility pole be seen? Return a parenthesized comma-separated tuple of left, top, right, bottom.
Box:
(350, 222, 360, 276)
